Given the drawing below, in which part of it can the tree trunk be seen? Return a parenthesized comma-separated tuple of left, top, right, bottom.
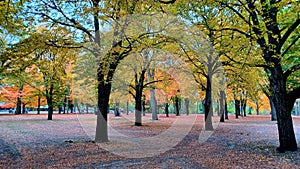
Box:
(63, 97, 67, 114)
(241, 98, 247, 117)
(142, 97, 146, 116)
(165, 102, 169, 117)
(135, 93, 143, 126)
(70, 102, 74, 113)
(181, 98, 189, 115)
(234, 99, 240, 119)
(204, 75, 213, 130)
(134, 70, 146, 126)
(220, 90, 225, 122)
(150, 89, 158, 120)
(75, 101, 81, 114)
(37, 95, 41, 114)
(16, 85, 23, 114)
(95, 80, 111, 142)
(185, 98, 189, 115)
(270, 66, 297, 152)
(174, 96, 180, 116)
(58, 106, 62, 114)
(46, 84, 54, 120)
(126, 101, 129, 115)
(224, 92, 229, 120)
(148, 68, 158, 120)
(114, 102, 120, 116)
(86, 104, 89, 114)
(255, 100, 259, 115)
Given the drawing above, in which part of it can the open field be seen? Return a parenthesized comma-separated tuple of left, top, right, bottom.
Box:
(0, 114, 300, 168)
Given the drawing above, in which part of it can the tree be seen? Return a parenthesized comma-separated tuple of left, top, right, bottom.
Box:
(218, 0, 299, 152)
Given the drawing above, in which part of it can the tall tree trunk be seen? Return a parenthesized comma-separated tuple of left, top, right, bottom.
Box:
(86, 104, 89, 114)
(63, 97, 67, 114)
(270, 66, 297, 152)
(220, 90, 225, 122)
(148, 68, 158, 120)
(135, 92, 143, 126)
(66, 98, 69, 114)
(181, 98, 189, 115)
(37, 95, 41, 114)
(126, 101, 129, 115)
(142, 97, 146, 116)
(165, 102, 169, 117)
(134, 70, 146, 126)
(150, 89, 158, 120)
(58, 106, 62, 114)
(16, 85, 23, 114)
(75, 101, 81, 114)
(174, 96, 180, 116)
(234, 99, 240, 119)
(70, 101, 74, 113)
(241, 98, 247, 117)
(185, 98, 189, 116)
(95, 80, 111, 142)
(114, 102, 120, 116)
(255, 100, 259, 115)
(204, 75, 213, 130)
(224, 92, 229, 120)
(46, 84, 54, 120)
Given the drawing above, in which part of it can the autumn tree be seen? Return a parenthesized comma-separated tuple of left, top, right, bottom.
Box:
(216, 0, 300, 152)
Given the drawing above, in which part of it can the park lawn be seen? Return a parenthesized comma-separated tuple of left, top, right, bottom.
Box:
(0, 114, 300, 168)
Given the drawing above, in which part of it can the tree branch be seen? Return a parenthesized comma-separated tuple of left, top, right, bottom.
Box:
(279, 18, 300, 50)
(213, 27, 254, 39)
(287, 86, 300, 102)
(159, 0, 176, 4)
(219, 1, 250, 25)
(282, 34, 300, 57)
(283, 64, 300, 79)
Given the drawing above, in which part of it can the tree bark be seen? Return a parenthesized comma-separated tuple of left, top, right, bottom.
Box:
(126, 101, 129, 115)
(255, 100, 259, 115)
(174, 96, 180, 116)
(220, 90, 225, 122)
(63, 97, 67, 114)
(133, 70, 146, 126)
(204, 74, 213, 130)
(148, 68, 158, 120)
(16, 85, 23, 114)
(234, 99, 240, 119)
(270, 66, 297, 152)
(114, 102, 120, 116)
(37, 95, 41, 114)
(58, 106, 62, 114)
(165, 102, 169, 117)
(224, 92, 229, 120)
(185, 98, 189, 115)
(95, 80, 111, 142)
(46, 83, 54, 120)
(86, 104, 89, 114)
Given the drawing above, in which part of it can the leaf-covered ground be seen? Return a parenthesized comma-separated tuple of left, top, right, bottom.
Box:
(0, 113, 300, 168)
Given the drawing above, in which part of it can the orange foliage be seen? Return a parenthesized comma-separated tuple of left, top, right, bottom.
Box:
(0, 85, 46, 108)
